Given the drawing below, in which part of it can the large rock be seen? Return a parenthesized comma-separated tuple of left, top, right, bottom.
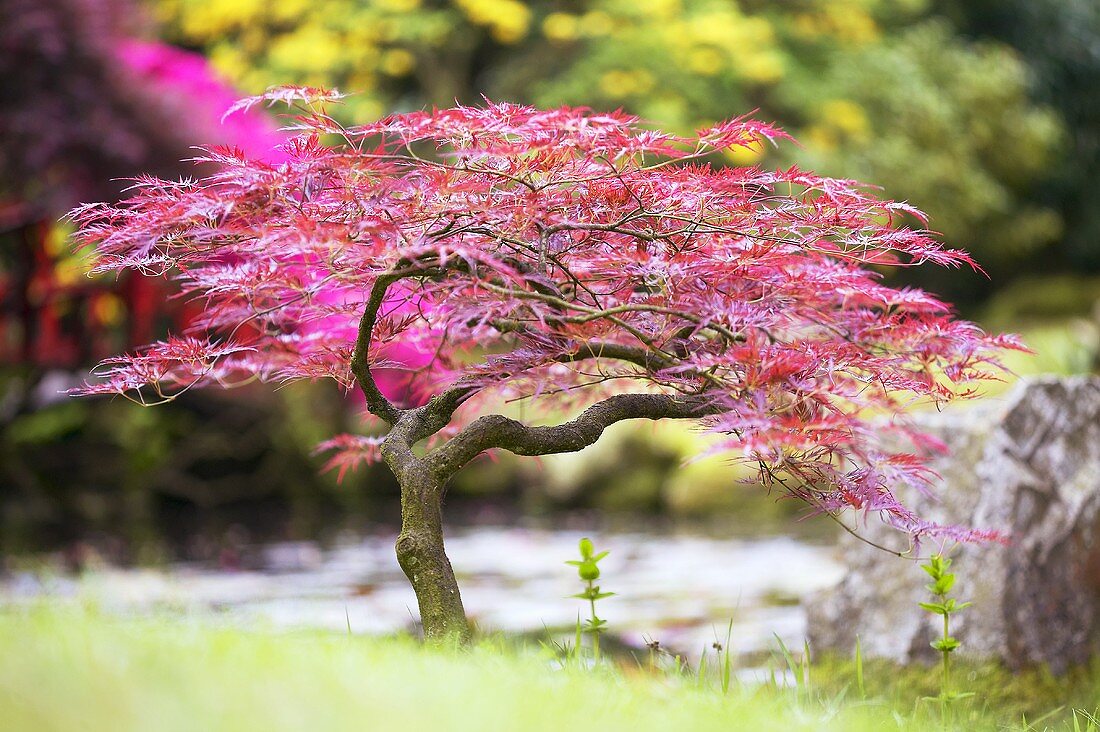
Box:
(807, 376, 1100, 672)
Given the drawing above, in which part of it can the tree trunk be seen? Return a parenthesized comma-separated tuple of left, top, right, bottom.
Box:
(394, 470, 471, 644)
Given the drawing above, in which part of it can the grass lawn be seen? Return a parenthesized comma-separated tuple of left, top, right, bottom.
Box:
(1, 606, 1097, 731)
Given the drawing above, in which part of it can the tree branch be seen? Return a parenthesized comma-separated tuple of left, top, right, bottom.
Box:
(350, 272, 403, 424)
(426, 391, 723, 478)
(350, 258, 479, 425)
(380, 386, 480, 498)
(552, 340, 674, 371)
(478, 317, 675, 372)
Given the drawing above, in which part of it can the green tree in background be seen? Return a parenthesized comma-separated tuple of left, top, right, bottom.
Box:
(934, 0, 1100, 272)
(152, 0, 1063, 305)
(771, 18, 1063, 299)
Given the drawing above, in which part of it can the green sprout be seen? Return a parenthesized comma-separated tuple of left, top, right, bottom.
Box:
(919, 552, 974, 725)
(566, 537, 614, 662)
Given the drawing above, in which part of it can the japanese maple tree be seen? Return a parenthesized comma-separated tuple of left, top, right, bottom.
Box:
(71, 88, 1022, 643)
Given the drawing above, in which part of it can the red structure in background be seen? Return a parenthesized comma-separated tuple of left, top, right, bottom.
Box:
(0, 208, 173, 368)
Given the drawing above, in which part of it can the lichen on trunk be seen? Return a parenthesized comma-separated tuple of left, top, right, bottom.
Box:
(377, 407, 472, 644)
(394, 473, 470, 644)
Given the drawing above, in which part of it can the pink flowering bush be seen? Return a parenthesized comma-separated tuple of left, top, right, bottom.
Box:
(71, 88, 1023, 641)
(116, 41, 287, 165)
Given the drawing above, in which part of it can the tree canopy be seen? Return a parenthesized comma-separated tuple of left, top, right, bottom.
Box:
(72, 89, 1021, 543)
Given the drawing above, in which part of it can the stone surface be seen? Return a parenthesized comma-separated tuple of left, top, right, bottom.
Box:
(808, 376, 1100, 672)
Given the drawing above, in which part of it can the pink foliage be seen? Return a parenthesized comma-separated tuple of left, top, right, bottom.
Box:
(70, 89, 1027, 544)
(312, 434, 387, 483)
(101, 66, 423, 399)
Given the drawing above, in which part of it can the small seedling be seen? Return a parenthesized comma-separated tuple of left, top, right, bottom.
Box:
(919, 552, 974, 725)
(566, 537, 614, 662)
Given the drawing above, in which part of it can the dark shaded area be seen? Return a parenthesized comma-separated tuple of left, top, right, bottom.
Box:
(0, 378, 353, 559)
(0, 0, 200, 215)
(934, 0, 1100, 272)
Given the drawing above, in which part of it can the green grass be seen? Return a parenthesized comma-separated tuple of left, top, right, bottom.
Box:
(813, 654, 1100, 728)
(0, 607, 1096, 731)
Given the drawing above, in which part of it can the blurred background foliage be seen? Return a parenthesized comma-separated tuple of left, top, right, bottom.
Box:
(932, 0, 1100, 272)
(154, 0, 1071, 304)
(2, 0, 1099, 559)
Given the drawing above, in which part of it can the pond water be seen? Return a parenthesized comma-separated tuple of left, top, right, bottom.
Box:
(1, 525, 844, 661)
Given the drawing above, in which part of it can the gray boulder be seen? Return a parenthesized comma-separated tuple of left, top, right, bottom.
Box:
(807, 376, 1100, 672)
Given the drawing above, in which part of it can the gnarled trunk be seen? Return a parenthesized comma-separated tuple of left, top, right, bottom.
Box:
(393, 467, 471, 644)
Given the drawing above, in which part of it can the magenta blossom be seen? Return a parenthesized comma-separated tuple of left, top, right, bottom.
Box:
(116, 41, 286, 163)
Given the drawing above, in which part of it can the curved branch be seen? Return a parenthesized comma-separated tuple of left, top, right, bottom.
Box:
(427, 392, 723, 478)
(473, 279, 742, 352)
(479, 317, 674, 371)
(349, 252, 571, 426)
(350, 272, 403, 424)
(552, 340, 674, 371)
(350, 259, 478, 425)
